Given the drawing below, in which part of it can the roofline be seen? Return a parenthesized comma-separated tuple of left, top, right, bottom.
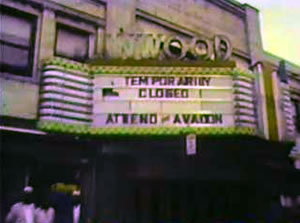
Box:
(224, 0, 260, 12)
(242, 3, 260, 12)
(263, 51, 300, 73)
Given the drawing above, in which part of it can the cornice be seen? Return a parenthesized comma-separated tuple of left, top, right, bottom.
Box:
(206, 0, 246, 19)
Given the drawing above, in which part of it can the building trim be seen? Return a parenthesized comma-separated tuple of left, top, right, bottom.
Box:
(0, 126, 46, 135)
(206, 0, 246, 19)
(40, 105, 92, 116)
(262, 62, 279, 141)
(39, 113, 92, 122)
(39, 98, 93, 109)
(41, 82, 93, 93)
(38, 120, 256, 136)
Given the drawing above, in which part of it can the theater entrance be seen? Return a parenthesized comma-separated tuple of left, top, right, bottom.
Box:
(112, 179, 268, 223)
(94, 136, 291, 222)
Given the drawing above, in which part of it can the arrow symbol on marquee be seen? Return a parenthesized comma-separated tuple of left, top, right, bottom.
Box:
(161, 115, 171, 123)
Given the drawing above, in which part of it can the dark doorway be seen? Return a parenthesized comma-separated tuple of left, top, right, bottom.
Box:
(128, 180, 268, 223)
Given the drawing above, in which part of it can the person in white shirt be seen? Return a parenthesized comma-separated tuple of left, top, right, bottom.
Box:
(5, 186, 35, 223)
(72, 190, 81, 223)
(35, 206, 55, 223)
(34, 186, 55, 223)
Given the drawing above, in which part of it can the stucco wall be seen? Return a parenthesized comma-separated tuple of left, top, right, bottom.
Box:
(136, 0, 248, 54)
(0, 78, 39, 119)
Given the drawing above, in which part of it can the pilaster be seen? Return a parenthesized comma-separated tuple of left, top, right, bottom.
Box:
(261, 61, 279, 141)
(39, 9, 56, 63)
(244, 4, 263, 62)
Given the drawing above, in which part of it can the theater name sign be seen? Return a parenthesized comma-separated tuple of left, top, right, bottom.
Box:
(39, 62, 258, 136)
(109, 33, 232, 61)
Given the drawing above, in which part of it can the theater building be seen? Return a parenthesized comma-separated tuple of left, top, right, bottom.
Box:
(1, 0, 300, 221)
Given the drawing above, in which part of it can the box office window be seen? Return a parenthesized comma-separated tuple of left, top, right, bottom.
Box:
(0, 8, 36, 77)
(55, 24, 90, 62)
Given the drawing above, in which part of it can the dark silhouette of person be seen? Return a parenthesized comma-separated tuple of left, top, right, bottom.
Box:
(50, 187, 73, 223)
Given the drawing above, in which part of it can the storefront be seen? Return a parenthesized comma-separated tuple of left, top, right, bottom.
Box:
(18, 57, 293, 222)
(85, 134, 296, 222)
(1, 0, 300, 222)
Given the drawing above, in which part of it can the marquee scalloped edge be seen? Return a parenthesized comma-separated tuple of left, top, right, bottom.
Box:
(43, 57, 90, 74)
(37, 121, 256, 136)
(42, 57, 256, 79)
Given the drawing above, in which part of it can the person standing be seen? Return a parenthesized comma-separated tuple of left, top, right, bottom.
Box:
(5, 186, 35, 223)
(50, 188, 73, 223)
(72, 190, 82, 223)
(35, 187, 55, 223)
(35, 205, 55, 223)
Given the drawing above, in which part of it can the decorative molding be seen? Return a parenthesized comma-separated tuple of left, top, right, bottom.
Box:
(39, 62, 93, 126)
(0, 126, 46, 135)
(233, 71, 257, 130)
(38, 121, 256, 136)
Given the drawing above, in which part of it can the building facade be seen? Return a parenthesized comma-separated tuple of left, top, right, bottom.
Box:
(1, 0, 300, 221)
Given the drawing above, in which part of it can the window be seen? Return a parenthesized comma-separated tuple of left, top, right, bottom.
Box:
(292, 100, 300, 132)
(0, 7, 36, 77)
(55, 24, 90, 62)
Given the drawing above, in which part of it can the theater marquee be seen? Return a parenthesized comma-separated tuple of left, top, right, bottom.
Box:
(39, 60, 257, 135)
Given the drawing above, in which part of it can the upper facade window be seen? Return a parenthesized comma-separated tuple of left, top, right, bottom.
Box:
(292, 100, 300, 133)
(55, 24, 90, 62)
(0, 7, 36, 77)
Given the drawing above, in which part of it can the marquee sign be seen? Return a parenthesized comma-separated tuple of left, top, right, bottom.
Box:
(108, 33, 232, 61)
(38, 59, 257, 136)
(93, 73, 234, 128)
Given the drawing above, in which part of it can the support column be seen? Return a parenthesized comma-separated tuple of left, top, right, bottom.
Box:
(253, 62, 269, 139)
(262, 61, 279, 141)
(39, 9, 56, 63)
(95, 28, 105, 57)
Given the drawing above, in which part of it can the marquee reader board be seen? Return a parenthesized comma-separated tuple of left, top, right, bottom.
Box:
(93, 66, 253, 130)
